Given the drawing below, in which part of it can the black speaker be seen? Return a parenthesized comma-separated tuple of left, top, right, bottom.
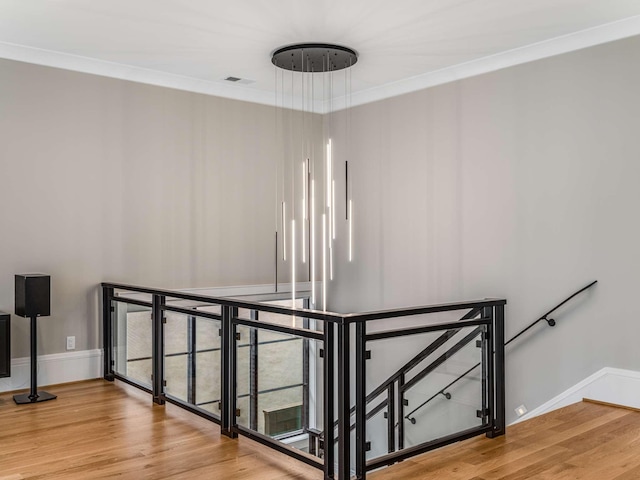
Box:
(15, 274, 50, 318)
(0, 312, 9, 378)
(13, 274, 56, 404)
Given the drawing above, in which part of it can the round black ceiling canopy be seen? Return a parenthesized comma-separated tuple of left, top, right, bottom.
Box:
(271, 43, 358, 72)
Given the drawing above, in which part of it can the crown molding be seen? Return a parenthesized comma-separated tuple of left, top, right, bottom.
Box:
(2, 14, 640, 114)
(326, 14, 640, 112)
(0, 41, 276, 107)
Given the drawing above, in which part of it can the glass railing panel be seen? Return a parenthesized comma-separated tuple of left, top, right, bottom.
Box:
(112, 300, 152, 388)
(364, 403, 389, 461)
(156, 307, 223, 415)
(195, 304, 222, 316)
(402, 324, 485, 448)
(234, 320, 323, 459)
(164, 312, 189, 401)
(194, 315, 221, 415)
(236, 324, 251, 427)
(236, 299, 306, 330)
(364, 309, 480, 336)
(259, 386, 304, 436)
(258, 331, 304, 392)
(365, 323, 486, 460)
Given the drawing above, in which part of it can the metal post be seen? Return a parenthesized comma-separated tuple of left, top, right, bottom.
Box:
(102, 286, 115, 381)
(151, 294, 166, 405)
(387, 383, 395, 453)
(309, 436, 317, 457)
(13, 315, 56, 404)
(230, 307, 239, 434)
(249, 310, 259, 431)
(187, 314, 197, 405)
(492, 304, 506, 437)
(29, 315, 37, 397)
(398, 373, 405, 450)
(221, 305, 237, 438)
(355, 321, 367, 479)
(302, 298, 310, 433)
(484, 306, 495, 438)
(323, 321, 335, 480)
(337, 320, 351, 480)
(481, 322, 488, 427)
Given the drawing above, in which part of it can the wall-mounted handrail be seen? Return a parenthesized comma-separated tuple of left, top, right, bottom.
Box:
(404, 280, 597, 423)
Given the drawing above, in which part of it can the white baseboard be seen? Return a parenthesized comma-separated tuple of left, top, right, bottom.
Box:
(511, 367, 640, 424)
(0, 349, 102, 393)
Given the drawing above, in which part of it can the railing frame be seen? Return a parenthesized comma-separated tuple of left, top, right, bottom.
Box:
(102, 281, 506, 480)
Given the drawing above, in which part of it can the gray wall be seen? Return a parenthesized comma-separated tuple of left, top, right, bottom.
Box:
(327, 35, 640, 422)
(0, 59, 291, 357)
(2, 32, 640, 423)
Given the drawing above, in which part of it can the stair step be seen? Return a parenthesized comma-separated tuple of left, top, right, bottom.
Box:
(582, 397, 640, 413)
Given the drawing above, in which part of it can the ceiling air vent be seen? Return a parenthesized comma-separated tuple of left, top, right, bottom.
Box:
(223, 76, 255, 85)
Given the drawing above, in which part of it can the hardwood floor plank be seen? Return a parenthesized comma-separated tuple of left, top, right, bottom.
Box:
(370, 402, 640, 480)
(0, 380, 322, 480)
(4, 381, 640, 479)
(583, 398, 640, 414)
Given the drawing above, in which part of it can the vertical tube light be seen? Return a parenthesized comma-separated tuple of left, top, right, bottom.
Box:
(282, 202, 287, 261)
(332, 180, 336, 240)
(349, 199, 353, 262)
(291, 218, 296, 324)
(302, 160, 307, 264)
(311, 180, 316, 306)
(322, 214, 327, 311)
(327, 139, 333, 282)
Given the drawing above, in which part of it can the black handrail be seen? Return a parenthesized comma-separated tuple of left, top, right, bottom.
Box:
(404, 280, 597, 423)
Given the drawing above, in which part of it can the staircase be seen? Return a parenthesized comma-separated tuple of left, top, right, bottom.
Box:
(369, 399, 639, 480)
(314, 281, 598, 469)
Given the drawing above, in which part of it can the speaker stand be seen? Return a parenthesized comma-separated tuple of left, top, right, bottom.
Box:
(14, 315, 56, 404)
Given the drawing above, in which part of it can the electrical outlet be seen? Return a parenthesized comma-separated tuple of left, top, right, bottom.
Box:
(515, 404, 528, 417)
(66, 336, 76, 351)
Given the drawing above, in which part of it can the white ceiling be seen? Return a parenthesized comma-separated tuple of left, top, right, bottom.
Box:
(1, 0, 640, 111)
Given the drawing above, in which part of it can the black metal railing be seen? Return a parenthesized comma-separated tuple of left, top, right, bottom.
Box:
(102, 282, 506, 480)
(312, 280, 596, 469)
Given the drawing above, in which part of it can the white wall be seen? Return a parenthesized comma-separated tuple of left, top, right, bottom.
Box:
(0, 59, 308, 358)
(327, 34, 640, 424)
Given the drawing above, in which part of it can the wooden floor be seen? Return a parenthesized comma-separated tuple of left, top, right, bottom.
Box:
(370, 400, 640, 480)
(0, 380, 322, 480)
(3, 382, 640, 479)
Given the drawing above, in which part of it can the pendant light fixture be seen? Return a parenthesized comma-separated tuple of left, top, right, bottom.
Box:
(272, 43, 358, 312)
